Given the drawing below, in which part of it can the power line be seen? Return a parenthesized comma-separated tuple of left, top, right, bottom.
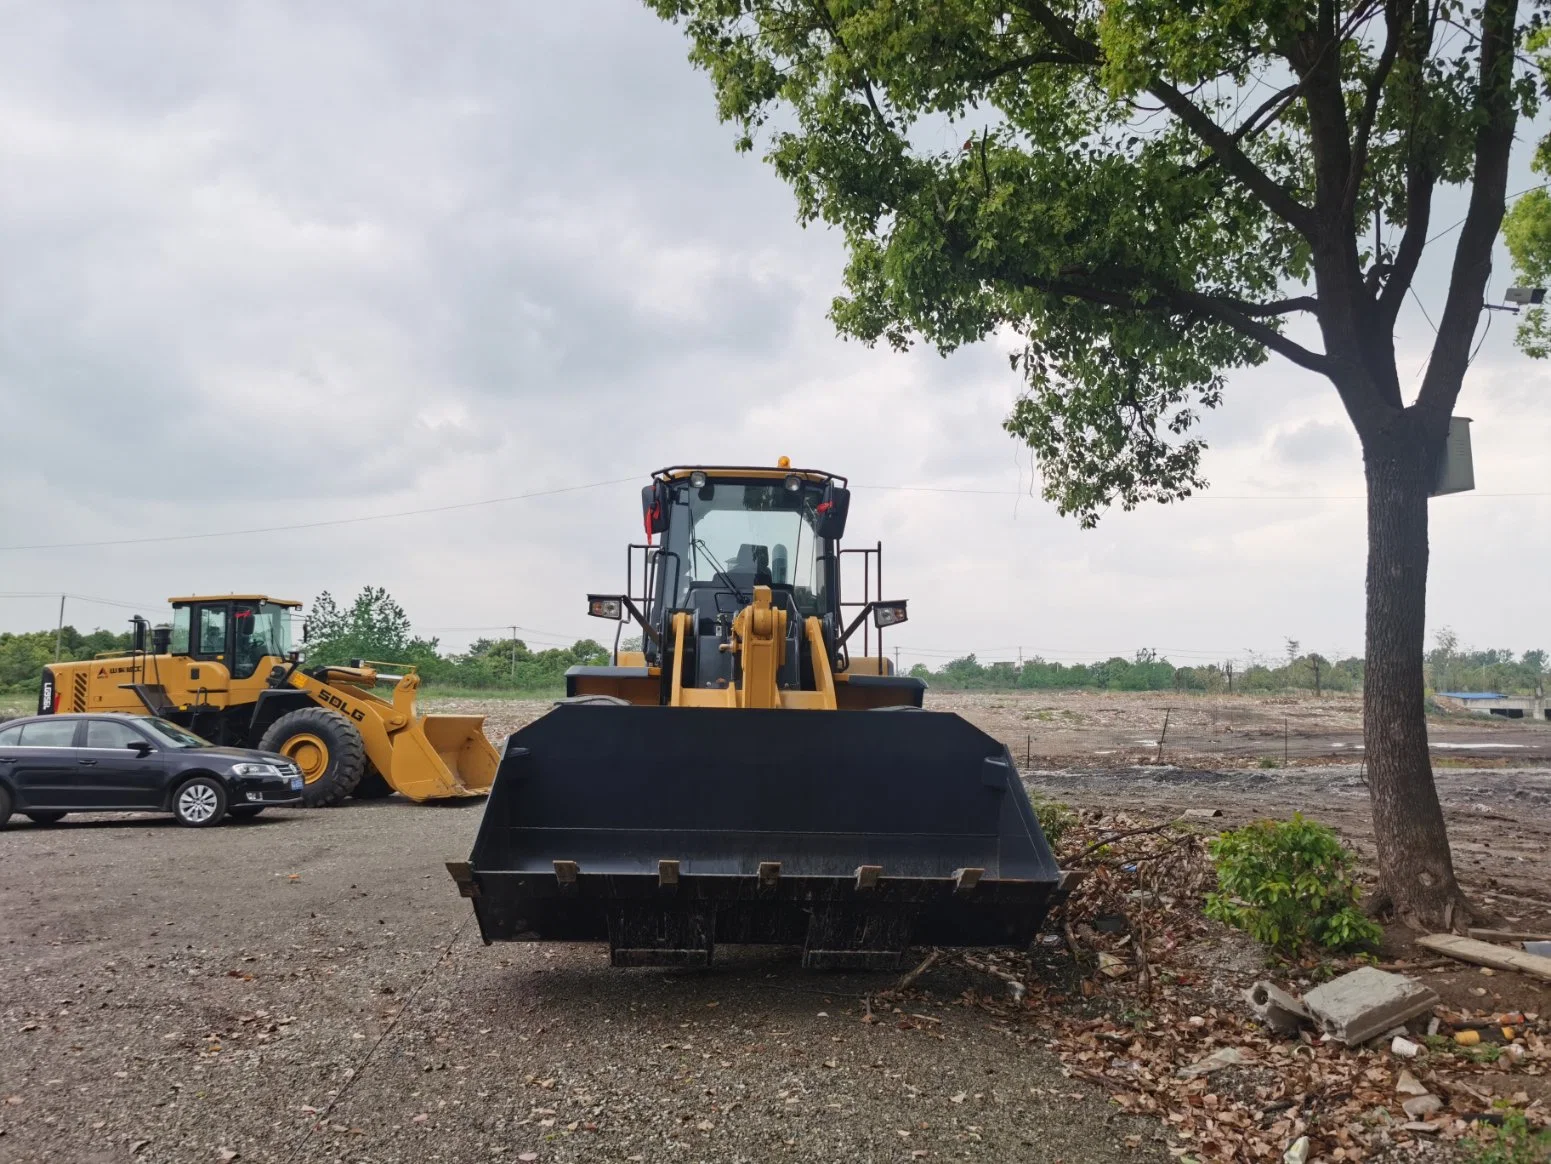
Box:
(0, 475, 645, 553)
(0, 591, 161, 611)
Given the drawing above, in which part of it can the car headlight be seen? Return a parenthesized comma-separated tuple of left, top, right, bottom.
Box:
(232, 762, 280, 777)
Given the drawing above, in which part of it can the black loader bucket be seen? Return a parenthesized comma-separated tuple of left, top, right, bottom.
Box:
(449, 703, 1072, 969)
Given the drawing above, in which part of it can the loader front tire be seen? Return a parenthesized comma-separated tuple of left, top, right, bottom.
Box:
(259, 709, 365, 808)
(350, 765, 394, 800)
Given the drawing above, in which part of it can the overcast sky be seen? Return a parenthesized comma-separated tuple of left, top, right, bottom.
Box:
(1, 2, 1546, 672)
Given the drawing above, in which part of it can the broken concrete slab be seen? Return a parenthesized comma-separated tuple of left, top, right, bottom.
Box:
(1402, 1094, 1443, 1120)
(1395, 1069, 1428, 1097)
(1302, 966, 1438, 1046)
(1246, 980, 1313, 1035)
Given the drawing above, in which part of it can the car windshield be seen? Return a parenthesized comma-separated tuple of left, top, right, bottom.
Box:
(140, 718, 210, 749)
(665, 479, 827, 615)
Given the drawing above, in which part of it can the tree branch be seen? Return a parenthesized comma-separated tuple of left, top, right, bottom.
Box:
(1343, 0, 1406, 216)
(1011, 0, 1316, 235)
(1179, 292, 1333, 374)
(1148, 83, 1318, 235)
(1417, 0, 1520, 414)
(1377, 0, 1439, 325)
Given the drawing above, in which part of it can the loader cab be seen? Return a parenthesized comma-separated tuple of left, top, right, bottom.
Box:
(166, 595, 300, 680)
(574, 462, 919, 709)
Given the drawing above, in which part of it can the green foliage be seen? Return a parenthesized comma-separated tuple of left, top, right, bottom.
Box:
(298, 587, 607, 692)
(1033, 797, 1077, 847)
(645, 0, 1544, 525)
(1205, 815, 1381, 952)
(1257, 756, 1280, 769)
(0, 626, 133, 692)
(1428, 627, 1548, 697)
(1461, 1108, 1551, 1164)
(909, 650, 1365, 693)
(1503, 27, 1551, 361)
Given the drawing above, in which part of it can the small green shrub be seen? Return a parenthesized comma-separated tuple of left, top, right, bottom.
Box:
(1204, 814, 1381, 952)
(1461, 1108, 1551, 1163)
(1034, 798, 1076, 848)
(1257, 756, 1280, 769)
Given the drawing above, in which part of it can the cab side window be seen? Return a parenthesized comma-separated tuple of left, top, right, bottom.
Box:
(194, 606, 228, 659)
(86, 720, 149, 749)
(0, 724, 21, 747)
(18, 720, 79, 747)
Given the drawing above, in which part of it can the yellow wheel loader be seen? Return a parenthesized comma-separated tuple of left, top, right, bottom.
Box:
(38, 595, 498, 807)
(449, 463, 1074, 968)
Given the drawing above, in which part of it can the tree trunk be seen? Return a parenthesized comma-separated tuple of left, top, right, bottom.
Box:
(1362, 411, 1469, 931)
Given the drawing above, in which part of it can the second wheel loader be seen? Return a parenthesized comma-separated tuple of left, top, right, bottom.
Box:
(38, 595, 497, 807)
(449, 462, 1073, 968)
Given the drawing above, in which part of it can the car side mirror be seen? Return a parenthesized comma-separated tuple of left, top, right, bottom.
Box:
(128, 741, 154, 756)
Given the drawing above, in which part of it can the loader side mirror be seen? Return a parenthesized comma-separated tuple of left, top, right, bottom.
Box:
(301, 620, 310, 643)
(131, 616, 149, 654)
(587, 595, 625, 620)
(642, 483, 670, 536)
(815, 483, 850, 541)
(872, 601, 908, 629)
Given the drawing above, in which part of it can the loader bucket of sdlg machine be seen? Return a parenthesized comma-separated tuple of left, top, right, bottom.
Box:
(451, 704, 1068, 968)
(382, 713, 500, 801)
(446, 463, 1073, 967)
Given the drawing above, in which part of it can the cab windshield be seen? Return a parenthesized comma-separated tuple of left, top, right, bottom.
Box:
(142, 718, 210, 749)
(233, 602, 295, 676)
(665, 480, 828, 615)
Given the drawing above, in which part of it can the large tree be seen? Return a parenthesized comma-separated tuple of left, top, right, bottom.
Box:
(647, 0, 1544, 927)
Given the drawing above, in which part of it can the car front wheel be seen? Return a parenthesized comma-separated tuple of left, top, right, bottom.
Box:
(173, 777, 228, 827)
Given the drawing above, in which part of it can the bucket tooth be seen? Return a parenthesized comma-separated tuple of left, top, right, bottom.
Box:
(445, 861, 480, 899)
(657, 859, 680, 890)
(757, 861, 781, 894)
(953, 867, 984, 894)
(553, 860, 580, 894)
(854, 865, 882, 892)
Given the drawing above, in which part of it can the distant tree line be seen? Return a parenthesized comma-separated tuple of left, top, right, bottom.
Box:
(908, 650, 1366, 694)
(909, 636, 1546, 697)
(5, 600, 1542, 699)
(301, 587, 608, 692)
(0, 627, 135, 690)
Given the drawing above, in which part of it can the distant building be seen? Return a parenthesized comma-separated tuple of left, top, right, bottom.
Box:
(1435, 692, 1548, 720)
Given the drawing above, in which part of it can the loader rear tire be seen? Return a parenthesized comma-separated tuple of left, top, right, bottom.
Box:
(350, 765, 394, 800)
(259, 709, 365, 808)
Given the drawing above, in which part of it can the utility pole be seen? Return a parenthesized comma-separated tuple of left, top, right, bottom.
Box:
(54, 595, 65, 661)
(1225, 660, 1234, 695)
(510, 625, 518, 681)
(894, 646, 901, 675)
(1313, 655, 1321, 698)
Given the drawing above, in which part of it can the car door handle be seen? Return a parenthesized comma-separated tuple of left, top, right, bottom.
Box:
(77, 759, 98, 766)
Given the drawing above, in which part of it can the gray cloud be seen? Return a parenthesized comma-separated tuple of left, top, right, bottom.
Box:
(1, 1, 1547, 668)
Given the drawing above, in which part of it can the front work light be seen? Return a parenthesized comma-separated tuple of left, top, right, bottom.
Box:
(872, 601, 908, 628)
(587, 595, 624, 620)
(783, 474, 802, 492)
(689, 470, 708, 489)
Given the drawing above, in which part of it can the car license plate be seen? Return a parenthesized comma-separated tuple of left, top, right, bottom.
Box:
(289, 776, 304, 791)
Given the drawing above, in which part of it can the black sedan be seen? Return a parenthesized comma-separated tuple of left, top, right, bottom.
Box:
(0, 713, 304, 828)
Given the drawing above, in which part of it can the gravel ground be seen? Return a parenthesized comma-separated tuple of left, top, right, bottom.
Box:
(0, 801, 1169, 1164)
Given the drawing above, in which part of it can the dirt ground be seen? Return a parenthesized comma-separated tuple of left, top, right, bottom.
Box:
(3, 690, 1549, 1163)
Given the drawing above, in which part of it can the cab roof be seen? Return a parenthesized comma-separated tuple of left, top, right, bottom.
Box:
(167, 595, 302, 607)
(655, 464, 846, 487)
